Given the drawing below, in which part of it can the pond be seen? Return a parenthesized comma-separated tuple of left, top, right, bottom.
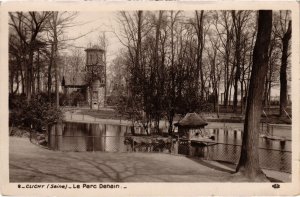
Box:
(48, 122, 291, 173)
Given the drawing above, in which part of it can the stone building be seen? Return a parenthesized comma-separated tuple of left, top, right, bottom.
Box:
(62, 45, 106, 109)
(85, 46, 106, 109)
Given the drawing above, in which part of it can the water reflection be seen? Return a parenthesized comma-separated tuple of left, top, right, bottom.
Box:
(48, 122, 291, 173)
(49, 122, 129, 152)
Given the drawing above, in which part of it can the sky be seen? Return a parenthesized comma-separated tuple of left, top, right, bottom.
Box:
(63, 11, 123, 64)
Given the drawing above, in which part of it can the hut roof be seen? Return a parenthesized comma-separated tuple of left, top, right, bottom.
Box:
(174, 112, 208, 128)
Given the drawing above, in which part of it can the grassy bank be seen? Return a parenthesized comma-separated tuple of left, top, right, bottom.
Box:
(9, 127, 30, 138)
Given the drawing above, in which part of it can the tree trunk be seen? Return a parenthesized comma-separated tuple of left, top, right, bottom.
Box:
(240, 80, 244, 113)
(13, 69, 20, 95)
(195, 11, 205, 99)
(9, 67, 14, 94)
(233, 71, 239, 112)
(280, 20, 291, 116)
(222, 13, 233, 108)
(20, 63, 25, 94)
(267, 77, 272, 108)
(52, 12, 59, 109)
(228, 83, 232, 107)
(263, 77, 268, 106)
(48, 42, 54, 101)
(31, 51, 36, 96)
(168, 110, 174, 134)
(232, 11, 241, 113)
(233, 49, 241, 112)
(89, 87, 93, 109)
(168, 11, 176, 135)
(26, 49, 34, 102)
(103, 33, 107, 107)
(37, 49, 40, 94)
(236, 10, 272, 181)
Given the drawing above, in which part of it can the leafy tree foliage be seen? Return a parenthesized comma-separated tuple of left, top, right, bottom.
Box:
(9, 93, 63, 131)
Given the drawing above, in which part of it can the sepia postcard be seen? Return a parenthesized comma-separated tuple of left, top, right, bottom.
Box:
(0, 1, 299, 196)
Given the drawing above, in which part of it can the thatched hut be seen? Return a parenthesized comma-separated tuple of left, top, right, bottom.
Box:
(174, 112, 208, 140)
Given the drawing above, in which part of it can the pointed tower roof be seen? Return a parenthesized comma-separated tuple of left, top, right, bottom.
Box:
(85, 45, 105, 52)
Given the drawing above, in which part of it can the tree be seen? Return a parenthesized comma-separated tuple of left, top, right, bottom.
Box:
(116, 11, 215, 134)
(206, 35, 222, 113)
(263, 25, 281, 109)
(231, 11, 252, 112)
(98, 33, 108, 107)
(117, 11, 150, 132)
(9, 11, 79, 106)
(9, 12, 51, 102)
(240, 26, 256, 113)
(46, 11, 78, 107)
(194, 11, 205, 99)
(165, 10, 181, 134)
(9, 33, 23, 95)
(276, 13, 291, 116)
(236, 10, 272, 181)
(213, 11, 234, 107)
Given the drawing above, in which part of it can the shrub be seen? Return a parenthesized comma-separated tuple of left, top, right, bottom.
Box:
(59, 93, 68, 106)
(207, 94, 217, 103)
(9, 94, 63, 131)
(69, 91, 85, 106)
(197, 102, 214, 113)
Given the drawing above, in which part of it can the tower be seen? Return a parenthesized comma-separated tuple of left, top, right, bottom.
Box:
(85, 45, 106, 109)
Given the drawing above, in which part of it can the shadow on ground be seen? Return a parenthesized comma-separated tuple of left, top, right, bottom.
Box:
(9, 137, 282, 182)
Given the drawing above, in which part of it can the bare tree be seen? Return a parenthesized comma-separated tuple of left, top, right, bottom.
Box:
(231, 11, 252, 112)
(213, 11, 234, 107)
(194, 11, 205, 99)
(165, 10, 181, 134)
(46, 11, 78, 107)
(240, 27, 256, 113)
(116, 11, 150, 131)
(9, 11, 51, 102)
(273, 11, 292, 116)
(207, 35, 222, 114)
(264, 25, 281, 109)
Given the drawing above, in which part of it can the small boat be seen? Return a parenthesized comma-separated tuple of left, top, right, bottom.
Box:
(260, 134, 286, 141)
(191, 139, 217, 147)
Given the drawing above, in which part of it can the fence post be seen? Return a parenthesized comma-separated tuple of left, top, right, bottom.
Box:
(93, 136, 95, 152)
(170, 138, 173, 154)
(104, 136, 106, 152)
(132, 138, 135, 152)
(47, 125, 51, 149)
(206, 146, 209, 160)
(56, 133, 58, 151)
(271, 125, 274, 135)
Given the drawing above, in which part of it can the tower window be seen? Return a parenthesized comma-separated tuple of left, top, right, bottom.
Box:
(89, 54, 93, 64)
(92, 91, 98, 99)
